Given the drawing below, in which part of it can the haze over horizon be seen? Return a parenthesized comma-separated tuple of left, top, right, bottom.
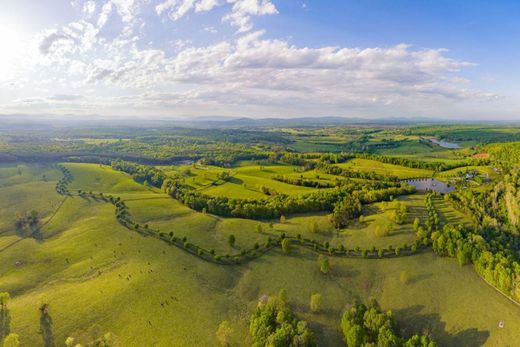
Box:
(1, 0, 519, 120)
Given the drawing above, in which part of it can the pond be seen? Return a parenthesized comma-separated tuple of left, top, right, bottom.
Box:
(403, 178, 455, 193)
(429, 138, 460, 149)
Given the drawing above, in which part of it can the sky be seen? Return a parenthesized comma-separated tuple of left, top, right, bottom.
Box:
(0, 0, 519, 120)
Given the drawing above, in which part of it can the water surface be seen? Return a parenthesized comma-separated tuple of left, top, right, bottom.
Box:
(429, 138, 460, 149)
(404, 178, 455, 193)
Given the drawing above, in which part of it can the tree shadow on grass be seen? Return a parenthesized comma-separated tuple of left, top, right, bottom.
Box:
(408, 273, 433, 285)
(39, 304, 55, 347)
(333, 267, 360, 278)
(228, 177, 243, 185)
(0, 307, 11, 341)
(395, 305, 489, 347)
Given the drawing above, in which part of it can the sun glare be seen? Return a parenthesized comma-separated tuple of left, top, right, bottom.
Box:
(0, 21, 24, 76)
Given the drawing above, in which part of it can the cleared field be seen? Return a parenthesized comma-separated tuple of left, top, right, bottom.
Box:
(169, 164, 319, 198)
(1, 162, 518, 347)
(336, 158, 434, 178)
(1, 197, 518, 346)
(0, 164, 63, 234)
(433, 196, 473, 227)
(65, 163, 151, 194)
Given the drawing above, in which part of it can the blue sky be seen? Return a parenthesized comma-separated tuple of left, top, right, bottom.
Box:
(0, 0, 518, 119)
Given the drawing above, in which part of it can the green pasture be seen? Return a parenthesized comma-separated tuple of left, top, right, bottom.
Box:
(0, 162, 518, 347)
(336, 158, 434, 178)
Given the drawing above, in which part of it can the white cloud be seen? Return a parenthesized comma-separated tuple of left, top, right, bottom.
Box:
(155, 0, 277, 32)
(112, 0, 144, 23)
(203, 26, 218, 33)
(38, 31, 76, 55)
(195, 0, 220, 12)
(83, 1, 96, 16)
(0, 0, 505, 119)
(223, 0, 278, 32)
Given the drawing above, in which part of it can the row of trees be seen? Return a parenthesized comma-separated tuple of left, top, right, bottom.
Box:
(272, 174, 336, 188)
(317, 163, 400, 182)
(355, 153, 484, 172)
(164, 179, 415, 220)
(111, 160, 166, 187)
(431, 224, 520, 302)
(341, 298, 437, 347)
(55, 169, 420, 267)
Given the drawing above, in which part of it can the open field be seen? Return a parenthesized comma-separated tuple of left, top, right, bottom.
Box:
(336, 158, 434, 178)
(1, 124, 520, 346)
(0, 164, 64, 234)
(1, 162, 519, 346)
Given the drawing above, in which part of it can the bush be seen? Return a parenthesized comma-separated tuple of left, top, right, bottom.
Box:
(310, 293, 322, 313)
(400, 270, 410, 284)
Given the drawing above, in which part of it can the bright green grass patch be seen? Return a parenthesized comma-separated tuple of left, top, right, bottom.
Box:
(4, 193, 518, 346)
(0, 163, 60, 187)
(270, 194, 425, 250)
(64, 163, 151, 194)
(433, 196, 473, 227)
(336, 158, 434, 178)
(1, 162, 518, 347)
(0, 164, 63, 234)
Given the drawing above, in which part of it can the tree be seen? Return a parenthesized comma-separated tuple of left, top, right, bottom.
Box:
(3, 333, 20, 347)
(400, 270, 410, 284)
(345, 325, 364, 347)
(309, 294, 322, 313)
(281, 238, 291, 254)
(280, 215, 286, 224)
(250, 295, 316, 347)
(331, 196, 362, 228)
(278, 288, 288, 303)
(413, 217, 421, 231)
(256, 225, 263, 234)
(228, 234, 236, 248)
(319, 256, 330, 274)
(216, 321, 233, 346)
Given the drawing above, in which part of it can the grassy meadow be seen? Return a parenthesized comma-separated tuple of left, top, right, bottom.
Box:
(0, 162, 518, 346)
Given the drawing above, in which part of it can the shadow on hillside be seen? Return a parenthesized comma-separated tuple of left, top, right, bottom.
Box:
(333, 267, 360, 278)
(395, 305, 489, 347)
(228, 177, 243, 185)
(408, 273, 433, 284)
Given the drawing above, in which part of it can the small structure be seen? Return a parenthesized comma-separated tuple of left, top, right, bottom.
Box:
(498, 321, 505, 328)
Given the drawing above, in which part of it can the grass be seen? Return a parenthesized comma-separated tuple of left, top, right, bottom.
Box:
(0, 164, 64, 234)
(336, 158, 434, 178)
(0, 162, 519, 346)
(168, 164, 321, 199)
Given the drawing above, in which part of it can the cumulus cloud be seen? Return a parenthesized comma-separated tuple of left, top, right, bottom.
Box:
(155, 0, 277, 32)
(223, 0, 278, 32)
(1, 0, 502, 118)
(38, 31, 76, 55)
(83, 1, 96, 16)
